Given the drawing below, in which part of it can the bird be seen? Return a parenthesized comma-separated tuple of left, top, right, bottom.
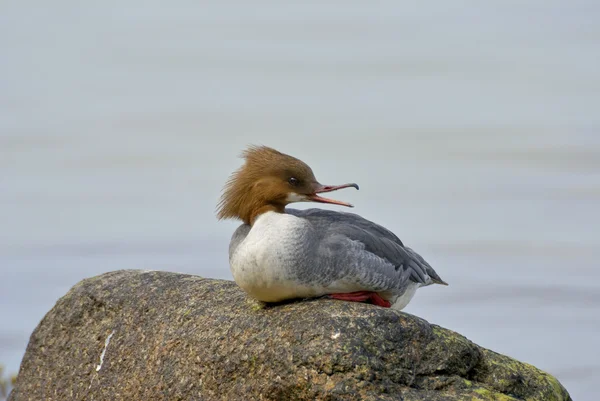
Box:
(217, 145, 447, 309)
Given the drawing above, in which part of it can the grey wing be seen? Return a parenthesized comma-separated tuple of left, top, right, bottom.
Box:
(403, 246, 447, 285)
(288, 208, 447, 287)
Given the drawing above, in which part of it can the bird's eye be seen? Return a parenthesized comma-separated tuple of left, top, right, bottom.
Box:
(288, 177, 299, 186)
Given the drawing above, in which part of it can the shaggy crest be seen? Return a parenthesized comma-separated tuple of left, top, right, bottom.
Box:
(216, 145, 315, 224)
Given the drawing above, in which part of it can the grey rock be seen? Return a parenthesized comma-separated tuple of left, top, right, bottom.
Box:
(10, 270, 571, 401)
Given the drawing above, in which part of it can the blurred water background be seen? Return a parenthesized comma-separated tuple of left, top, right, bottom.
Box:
(1, 2, 599, 400)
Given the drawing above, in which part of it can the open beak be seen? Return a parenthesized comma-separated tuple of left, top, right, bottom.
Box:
(308, 183, 359, 207)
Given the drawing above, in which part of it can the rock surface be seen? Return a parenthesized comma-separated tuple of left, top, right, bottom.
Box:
(10, 270, 570, 401)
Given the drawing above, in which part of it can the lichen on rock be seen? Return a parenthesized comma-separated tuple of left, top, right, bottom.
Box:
(9, 270, 571, 400)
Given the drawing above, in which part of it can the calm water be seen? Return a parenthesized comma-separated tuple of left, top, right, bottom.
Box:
(1, 2, 599, 400)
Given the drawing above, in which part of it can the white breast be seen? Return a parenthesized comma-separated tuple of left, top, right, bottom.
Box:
(229, 211, 319, 302)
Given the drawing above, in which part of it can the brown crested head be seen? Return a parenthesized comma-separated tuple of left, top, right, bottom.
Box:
(216, 145, 358, 225)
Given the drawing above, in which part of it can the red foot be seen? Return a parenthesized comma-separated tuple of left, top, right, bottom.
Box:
(329, 291, 391, 308)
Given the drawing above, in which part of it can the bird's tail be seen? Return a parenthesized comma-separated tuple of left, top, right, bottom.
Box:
(405, 247, 448, 286)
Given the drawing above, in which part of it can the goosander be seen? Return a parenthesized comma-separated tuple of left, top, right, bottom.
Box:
(217, 146, 447, 309)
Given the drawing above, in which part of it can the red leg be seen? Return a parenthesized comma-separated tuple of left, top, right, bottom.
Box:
(329, 291, 372, 302)
(368, 292, 392, 308)
(329, 291, 391, 308)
